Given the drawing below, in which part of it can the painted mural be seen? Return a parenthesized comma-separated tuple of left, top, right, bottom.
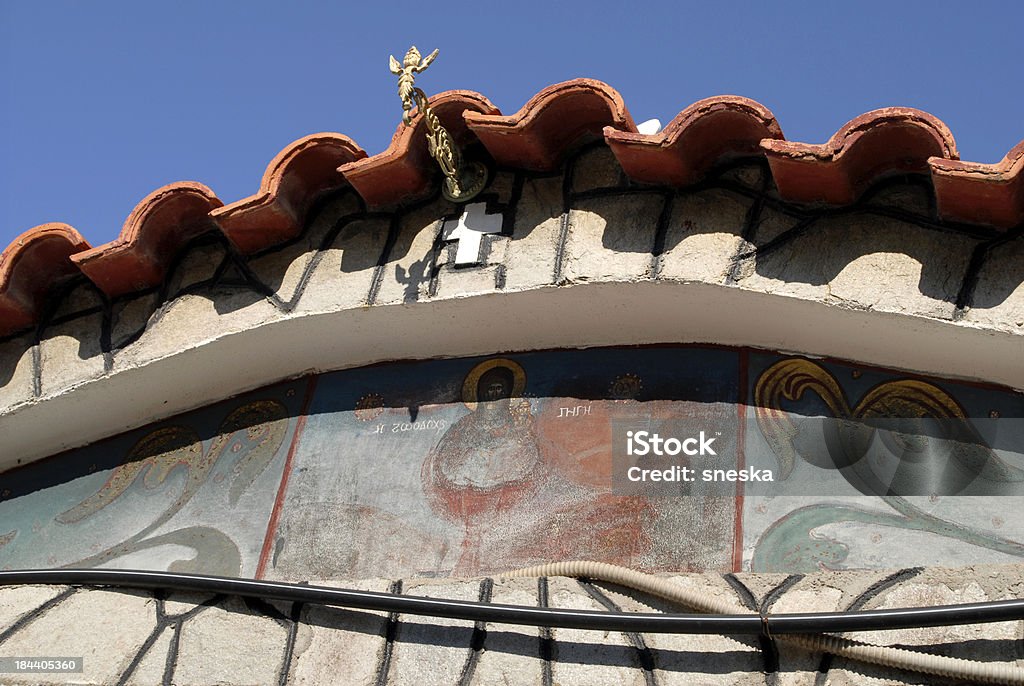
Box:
(1, 347, 1022, 580)
(743, 354, 1024, 572)
(267, 348, 739, 580)
(0, 380, 307, 577)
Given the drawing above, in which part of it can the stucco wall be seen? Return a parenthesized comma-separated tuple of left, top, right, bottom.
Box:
(1, 565, 1023, 685)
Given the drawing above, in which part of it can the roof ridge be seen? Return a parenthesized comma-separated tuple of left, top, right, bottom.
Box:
(1, 79, 1021, 335)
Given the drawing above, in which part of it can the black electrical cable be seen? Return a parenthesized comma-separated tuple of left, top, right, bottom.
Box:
(1, 568, 1022, 636)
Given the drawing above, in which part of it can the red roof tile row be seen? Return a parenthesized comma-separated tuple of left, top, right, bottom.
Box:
(2, 79, 1021, 337)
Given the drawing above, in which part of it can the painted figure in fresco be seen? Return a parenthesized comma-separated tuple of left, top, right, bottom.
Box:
(751, 358, 1024, 572)
(422, 359, 657, 575)
(433, 363, 541, 498)
(422, 359, 543, 571)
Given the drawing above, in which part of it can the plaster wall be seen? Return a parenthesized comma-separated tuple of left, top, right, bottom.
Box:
(0, 566, 1022, 685)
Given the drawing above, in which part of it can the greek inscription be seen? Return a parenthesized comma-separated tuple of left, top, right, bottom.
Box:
(557, 404, 592, 418)
(374, 419, 447, 434)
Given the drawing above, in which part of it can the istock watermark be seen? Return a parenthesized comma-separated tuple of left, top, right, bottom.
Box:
(611, 417, 1024, 498)
(625, 430, 718, 456)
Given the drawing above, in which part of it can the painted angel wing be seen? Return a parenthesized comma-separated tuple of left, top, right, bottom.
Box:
(57, 426, 202, 524)
(225, 400, 289, 505)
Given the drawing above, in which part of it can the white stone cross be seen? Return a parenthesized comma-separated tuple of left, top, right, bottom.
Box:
(443, 203, 503, 266)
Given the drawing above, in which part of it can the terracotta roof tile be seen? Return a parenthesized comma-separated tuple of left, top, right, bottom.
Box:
(213, 133, 366, 253)
(464, 79, 635, 170)
(605, 96, 783, 186)
(761, 108, 958, 205)
(2, 79, 1022, 337)
(0, 223, 90, 335)
(339, 91, 498, 208)
(70, 182, 223, 297)
(930, 140, 1024, 230)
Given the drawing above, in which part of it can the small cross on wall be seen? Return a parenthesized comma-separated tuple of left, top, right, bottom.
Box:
(442, 203, 503, 266)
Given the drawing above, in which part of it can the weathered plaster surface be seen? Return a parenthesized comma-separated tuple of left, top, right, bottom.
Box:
(0, 567, 1021, 685)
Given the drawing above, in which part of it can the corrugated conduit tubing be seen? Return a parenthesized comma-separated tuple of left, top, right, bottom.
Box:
(504, 560, 1024, 685)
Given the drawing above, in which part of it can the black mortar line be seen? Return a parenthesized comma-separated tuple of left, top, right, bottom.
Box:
(725, 169, 771, 285)
(99, 289, 113, 373)
(570, 187, 677, 202)
(107, 231, 231, 353)
(723, 574, 759, 611)
(650, 191, 677, 279)
(373, 579, 403, 686)
(953, 225, 1024, 320)
(724, 574, 780, 680)
(244, 189, 366, 260)
(538, 577, 555, 686)
(116, 593, 168, 686)
(366, 215, 403, 307)
(277, 601, 304, 686)
(362, 190, 456, 307)
(551, 149, 580, 285)
(28, 276, 92, 398)
(495, 172, 526, 292)
(154, 592, 223, 686)
(30, 342, 41, 398)
(813, 567, 923, 686)
(215, 241, 284, 309)
(757, 574, 805, 684)
(577, 579, 658, 686)
(762, 574, 804, 610)
(456, 577, 494, 686)
(0, 586, 76, 645)
(427, 217, 449, 299)
(273, 211, 393, 312)
(161, 617, 183, 686)
(306, 211, 389, 281)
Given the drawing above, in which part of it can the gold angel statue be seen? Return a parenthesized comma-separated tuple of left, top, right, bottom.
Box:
(389, 46, 439, 125)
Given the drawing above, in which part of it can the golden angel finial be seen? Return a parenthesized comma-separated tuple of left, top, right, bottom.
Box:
(386, 44, 486, 202)
(389, 46, 439, 125)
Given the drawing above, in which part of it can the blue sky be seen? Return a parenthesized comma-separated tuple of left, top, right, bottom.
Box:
(1, 1, 1021, 250)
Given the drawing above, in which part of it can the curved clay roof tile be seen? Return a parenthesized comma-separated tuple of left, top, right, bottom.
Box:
(213, 133, 367, 254)
(340, 91, 499, 208)
(71, 182, 223, 297)
(761, 107, 958, 205)
(464, 79, 636, 171)
(0, 223, 90, 337)
(930, 140, 1024, 230)
(605, 95, 784, 186)
(3, 85, 1022, 338)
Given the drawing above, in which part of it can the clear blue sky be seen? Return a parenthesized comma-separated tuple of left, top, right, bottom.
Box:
(1, 1, 1021, 250)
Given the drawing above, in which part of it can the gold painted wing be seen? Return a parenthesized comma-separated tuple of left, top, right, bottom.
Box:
(57, 426, 202, 524)
(415, 48, 439, 72)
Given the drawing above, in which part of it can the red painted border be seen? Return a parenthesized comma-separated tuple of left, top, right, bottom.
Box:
(732, 348, 749, 572)
(255, 374, 318, 579)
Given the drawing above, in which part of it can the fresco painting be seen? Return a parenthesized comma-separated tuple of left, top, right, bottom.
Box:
(742, 353, 1024, 572)
(2, 346, 1022, 580)
(266, 347, 740, 580)
(0, 380, 307, 577)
